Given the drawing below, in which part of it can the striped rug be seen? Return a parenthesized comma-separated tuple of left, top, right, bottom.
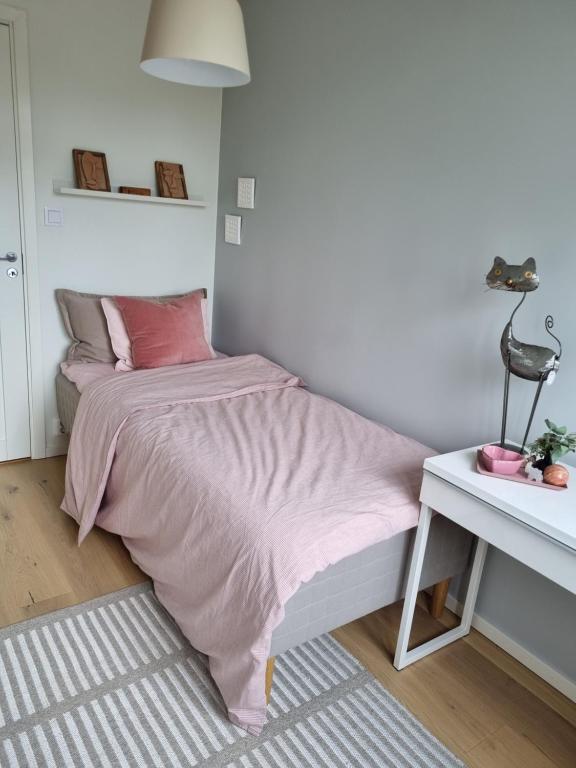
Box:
(0, 583, 464, 767)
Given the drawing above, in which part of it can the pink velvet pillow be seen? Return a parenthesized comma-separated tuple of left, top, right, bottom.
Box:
(114, 293, 215, 369)
(101, 294, 214, 371)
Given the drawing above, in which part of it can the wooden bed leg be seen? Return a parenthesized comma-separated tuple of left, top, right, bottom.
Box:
(265, 657, 275, 704)
(430, 578, 450, 619)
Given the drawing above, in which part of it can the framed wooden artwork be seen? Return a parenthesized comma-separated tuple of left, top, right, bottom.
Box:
(72, 149, 111, 192)
(155, 161, 188, 200)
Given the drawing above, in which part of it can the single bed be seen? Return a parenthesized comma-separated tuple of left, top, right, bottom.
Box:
(57, 357, 472, 734)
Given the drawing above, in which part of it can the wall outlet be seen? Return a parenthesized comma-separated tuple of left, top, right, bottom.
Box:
(225, 214, 242, 245)
(52, 417, 64, 436)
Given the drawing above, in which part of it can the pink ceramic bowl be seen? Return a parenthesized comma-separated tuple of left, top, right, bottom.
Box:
(481, 445, 525, 475)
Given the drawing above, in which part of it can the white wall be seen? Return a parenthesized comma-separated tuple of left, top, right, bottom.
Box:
(8, 0, 222, 454)
(215, 0, 576, 684)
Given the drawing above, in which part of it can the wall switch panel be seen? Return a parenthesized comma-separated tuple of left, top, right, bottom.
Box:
(44, 206, 64, 226)
(237, 177, 255, 209)
(225, 214, 242, 245)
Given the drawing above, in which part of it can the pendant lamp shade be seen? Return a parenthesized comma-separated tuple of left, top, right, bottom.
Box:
(140, 0, 250, 87)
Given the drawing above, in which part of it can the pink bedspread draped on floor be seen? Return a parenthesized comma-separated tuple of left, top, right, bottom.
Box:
(62, 354, 433, 734)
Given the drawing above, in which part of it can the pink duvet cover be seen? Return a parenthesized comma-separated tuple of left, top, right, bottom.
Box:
(62, 354, 433, 734)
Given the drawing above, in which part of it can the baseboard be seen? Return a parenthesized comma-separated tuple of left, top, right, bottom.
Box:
(445, 594, 576, 703)
(45, 435, 69, 458)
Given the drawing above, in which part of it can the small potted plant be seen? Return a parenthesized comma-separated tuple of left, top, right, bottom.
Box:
(527, 419, 576, 484)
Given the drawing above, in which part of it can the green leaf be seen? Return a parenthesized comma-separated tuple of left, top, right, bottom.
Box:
(558, 426, 568, 435)
(545, 419, 557, 431)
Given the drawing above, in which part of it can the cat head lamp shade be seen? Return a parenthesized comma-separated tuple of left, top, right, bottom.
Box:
(140, 0, 250, 87)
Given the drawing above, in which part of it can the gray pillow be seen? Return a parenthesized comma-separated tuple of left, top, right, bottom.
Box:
(56, 288, 208, 363)
(56, 289, 116, 363)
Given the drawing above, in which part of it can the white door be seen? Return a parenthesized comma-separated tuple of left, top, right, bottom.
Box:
(0, 22, 30, 461)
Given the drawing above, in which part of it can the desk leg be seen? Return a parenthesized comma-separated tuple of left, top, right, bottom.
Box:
(394, 506, 488, 670)
(394, 503, 433, 669)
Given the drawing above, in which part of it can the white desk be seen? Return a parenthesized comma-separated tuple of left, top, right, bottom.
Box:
(394, 446, 576, 670)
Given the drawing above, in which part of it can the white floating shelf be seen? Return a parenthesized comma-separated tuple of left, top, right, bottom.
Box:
(53, 184, 208, 208)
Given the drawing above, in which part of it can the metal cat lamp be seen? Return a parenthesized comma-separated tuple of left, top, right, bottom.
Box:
(485, 257, 562, 452)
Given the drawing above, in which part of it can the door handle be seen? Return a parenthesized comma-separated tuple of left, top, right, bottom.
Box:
(0, 253, 17, 262)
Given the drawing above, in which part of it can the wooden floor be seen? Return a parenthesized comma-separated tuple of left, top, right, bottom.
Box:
(1, 458, 575, 767)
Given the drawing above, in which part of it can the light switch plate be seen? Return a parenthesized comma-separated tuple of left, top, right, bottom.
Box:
(44, 206, 64, 226)
(225, 214, 242, 245)
(237, 177, 255, 209)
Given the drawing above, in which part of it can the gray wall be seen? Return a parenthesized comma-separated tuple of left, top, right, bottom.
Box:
(214, 0, 576, 681)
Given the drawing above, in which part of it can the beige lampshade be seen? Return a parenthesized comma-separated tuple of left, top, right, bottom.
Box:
(141, 0, 250, 87)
